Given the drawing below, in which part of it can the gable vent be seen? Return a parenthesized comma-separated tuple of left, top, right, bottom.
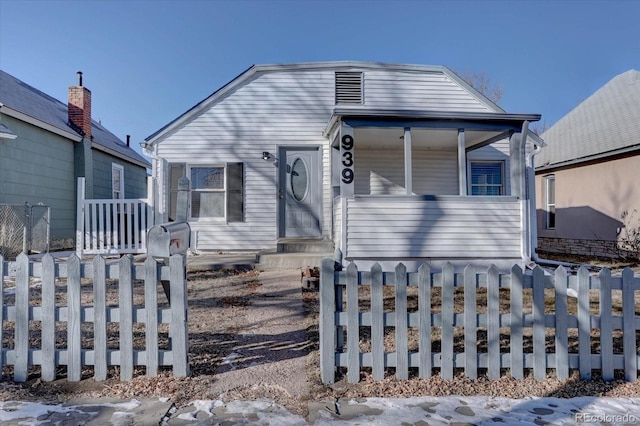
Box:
(335, 71, 363, 104)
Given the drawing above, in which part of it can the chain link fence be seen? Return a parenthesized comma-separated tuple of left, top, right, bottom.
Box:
(0, 203, 50, 260)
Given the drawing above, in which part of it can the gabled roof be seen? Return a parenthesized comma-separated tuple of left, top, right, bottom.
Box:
(0, 70, 150, 168)
(145, 61, 509, 145)
(536, 69, 640, 170)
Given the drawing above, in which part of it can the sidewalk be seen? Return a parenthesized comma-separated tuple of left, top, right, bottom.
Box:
(2, 395, 640, 425)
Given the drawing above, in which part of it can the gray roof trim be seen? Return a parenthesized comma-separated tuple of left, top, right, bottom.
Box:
(145, 61, 509, 145)
(536, 69, 640, 168)
(0, 104, 82, 141)
(91, 142, 151, 169)
(0, 69, 150, 168)
(535, 143, 640, 172)
(324, 108, 541, 137)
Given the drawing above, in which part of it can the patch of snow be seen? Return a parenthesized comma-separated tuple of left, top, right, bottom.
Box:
(314, 396, 640, 425)
(0, 401, 79, 423)
(109, 411, 135, 425)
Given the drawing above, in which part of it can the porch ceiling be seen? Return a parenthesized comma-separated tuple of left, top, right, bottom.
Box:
(354, 127, 503, 149)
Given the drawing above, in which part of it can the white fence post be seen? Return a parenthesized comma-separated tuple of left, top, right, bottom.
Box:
(76, 177, 85, 256)
(320, 257, 336, 384)
(170, 253, 189, 377)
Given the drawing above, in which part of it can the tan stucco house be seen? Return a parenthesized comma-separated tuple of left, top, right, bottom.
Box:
(535, 69, 640, 258)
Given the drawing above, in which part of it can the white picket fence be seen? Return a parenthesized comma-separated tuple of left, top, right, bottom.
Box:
(76, 177, 154, 256)
(0, 252, 189, 382)
(319, 259, 640, 384)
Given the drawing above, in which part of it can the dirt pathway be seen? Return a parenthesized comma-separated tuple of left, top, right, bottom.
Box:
(188, 268, 313, 413)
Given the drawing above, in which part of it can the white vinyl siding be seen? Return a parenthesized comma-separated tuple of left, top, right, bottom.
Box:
(157, 70, 334, 250)
(345, 197, 522, 258)
(155, 66, 499, 251)
(355, 148, 458, 195)
(363, 70, 494, 112)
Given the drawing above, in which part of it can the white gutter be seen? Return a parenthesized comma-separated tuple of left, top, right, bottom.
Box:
(525, 133, 581, 269)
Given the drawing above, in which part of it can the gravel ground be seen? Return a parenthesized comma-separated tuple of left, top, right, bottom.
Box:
(1, 255, 640, 418)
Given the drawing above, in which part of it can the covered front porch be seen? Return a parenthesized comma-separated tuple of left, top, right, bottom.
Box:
(325, 108, 542, 267)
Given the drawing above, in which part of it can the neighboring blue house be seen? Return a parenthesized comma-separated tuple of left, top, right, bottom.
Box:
(0, 70, 150, 253)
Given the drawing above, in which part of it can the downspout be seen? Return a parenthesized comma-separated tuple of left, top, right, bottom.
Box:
(525, 137, 580, 269)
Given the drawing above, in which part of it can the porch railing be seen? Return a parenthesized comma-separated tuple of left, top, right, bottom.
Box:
(76, 177, 154, 256)
(338, 195, 523, 259)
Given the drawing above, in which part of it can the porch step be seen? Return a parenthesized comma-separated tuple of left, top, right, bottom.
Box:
(256, 250, 335, 269)
(277, 239, 335, 253)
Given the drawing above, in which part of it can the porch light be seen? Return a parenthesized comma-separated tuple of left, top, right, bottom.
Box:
(263, 151, 280, 161)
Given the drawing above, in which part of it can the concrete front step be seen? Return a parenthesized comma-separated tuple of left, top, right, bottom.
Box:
(256, 250, 335, 269)
(277, 239, 334, 253)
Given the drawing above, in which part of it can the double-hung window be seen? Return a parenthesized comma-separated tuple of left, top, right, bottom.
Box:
(470, 161, 504, 195)
(190, 166, 225, 219)
(168, 162, 243, 222)
(545, 175, 555, 229)
(112, 163, 124, 199)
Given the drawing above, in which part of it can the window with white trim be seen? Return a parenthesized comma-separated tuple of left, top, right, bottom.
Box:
(168, 163, 243, 222)
(112, 163, 124, 199)
(470, 161, 504, 195)
(545, 175, 555, 229)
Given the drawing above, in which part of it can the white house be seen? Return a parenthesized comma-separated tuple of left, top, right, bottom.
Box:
(143, 62, 543, 269)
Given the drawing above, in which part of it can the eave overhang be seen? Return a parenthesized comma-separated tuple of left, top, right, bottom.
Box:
(91, 141, 151, 169)
(323, 108, 542, 138)
(535, 143, 640, 173)
(0, 104, 82, 142)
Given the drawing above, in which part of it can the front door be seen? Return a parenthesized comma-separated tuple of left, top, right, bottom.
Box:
(278, 146, 322, 238)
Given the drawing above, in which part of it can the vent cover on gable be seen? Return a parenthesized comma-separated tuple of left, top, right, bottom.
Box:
(335, 71, 363, 104)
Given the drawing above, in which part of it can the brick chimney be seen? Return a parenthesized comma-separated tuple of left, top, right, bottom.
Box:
(68, 71, 92, 139)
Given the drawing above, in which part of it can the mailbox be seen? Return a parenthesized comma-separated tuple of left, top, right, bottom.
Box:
(147, 222, 191, 262)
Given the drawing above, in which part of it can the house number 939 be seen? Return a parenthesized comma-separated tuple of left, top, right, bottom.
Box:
(341, 135, 354, 184)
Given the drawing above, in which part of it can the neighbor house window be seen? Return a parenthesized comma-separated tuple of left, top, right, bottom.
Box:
(335, 71, 363, 104)
(112, 163, 124, 199)
(470, 161, 504, 195)
(545, 175, 555, 229)
(168, 163, 244, 222)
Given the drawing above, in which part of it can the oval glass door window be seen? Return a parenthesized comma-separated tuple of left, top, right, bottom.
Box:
(290, 158, 308, 202)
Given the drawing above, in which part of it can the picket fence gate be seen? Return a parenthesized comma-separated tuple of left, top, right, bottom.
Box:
(319, 259, 640, 384)
(0, 252, 189, 382)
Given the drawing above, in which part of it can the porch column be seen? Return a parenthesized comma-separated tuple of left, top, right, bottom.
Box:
(404, 127, 412, 195)
(509, 121, 529, 199)
(339, 122, 355, 198)
(458, 129, 467, 195)
(339, 123, 355, 257)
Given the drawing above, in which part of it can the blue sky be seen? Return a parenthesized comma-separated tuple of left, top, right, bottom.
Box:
(1, 0, 639, 157)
